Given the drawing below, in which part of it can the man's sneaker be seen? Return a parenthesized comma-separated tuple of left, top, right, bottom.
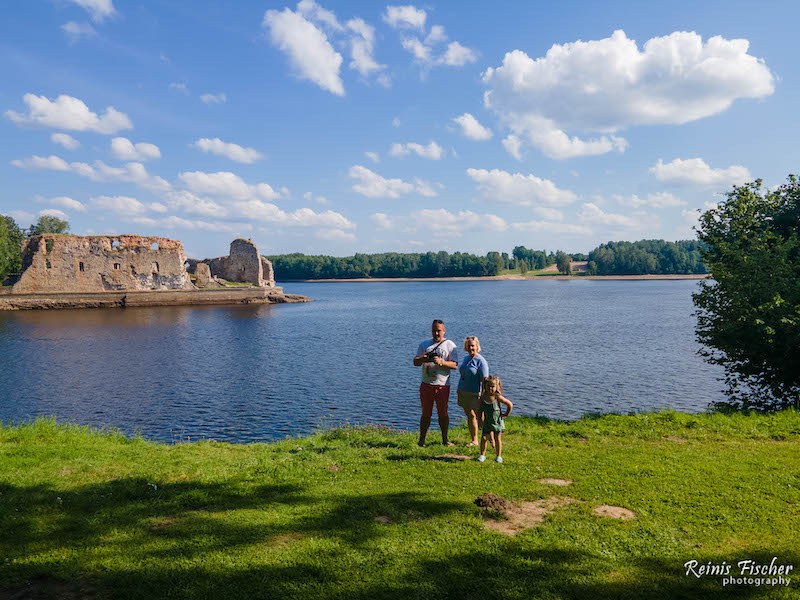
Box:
(477, 455, 486, 462)
(495, 456, 503, 463)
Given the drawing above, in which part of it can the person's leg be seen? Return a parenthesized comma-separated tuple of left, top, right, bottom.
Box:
(419, 383, 433, 446)
(479, 433, 488, 458)
(458, 391, 478, 445)
(436, 385, 453, 445)
(495, 432, 502, 458)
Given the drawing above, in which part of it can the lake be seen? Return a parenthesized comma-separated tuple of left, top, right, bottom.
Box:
(0, 279, 724, 443)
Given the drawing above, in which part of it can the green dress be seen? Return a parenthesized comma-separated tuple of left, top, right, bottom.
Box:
(481, 398, 503, 434)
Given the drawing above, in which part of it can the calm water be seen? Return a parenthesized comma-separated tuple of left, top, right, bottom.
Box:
(0, 280, 724, 443)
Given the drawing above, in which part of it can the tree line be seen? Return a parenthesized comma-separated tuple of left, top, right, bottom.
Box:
(586, 240, 707, 275)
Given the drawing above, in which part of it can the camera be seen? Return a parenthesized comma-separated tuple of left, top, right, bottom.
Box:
(423, 351, 439, 363)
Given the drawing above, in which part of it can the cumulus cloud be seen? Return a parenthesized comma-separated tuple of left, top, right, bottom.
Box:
(179, 171, 279, 201)
(466, 168, 577, 207)
(61, 21, 96, 44)
(316, 228, 356, 241)
(346, 17, 386, 80)
(69, 0, 116, 23)
(370, 212, 393, 229)
(191, 138, 263, 164)
(5, 94, 132, 134)
(365, 151, 380, 163)
(111, 137, 161, 161)
(199, 93, 227, 104)
(264, 5, 345, 96)
(400, 25, 476, 70)
(90, 195, 147, 216)
(453, 113, 492, 141)
(162, 191, 228, 218)
(650, 157, 751, 188)
(578, 202, 647, 229)
(412, 209, 508, 234)
(440, 42, 477, 66)
(383, 5, 426, 30)
(133, 215, 253, 233)
(614, 191, 686, 208)
(389, 141, 444, 160)
(511, 220, 591, 235)
(483, 30, 775, 159)
(303, 191, 329, 205)
(11, 155, 70, 171)
(348, 165, 438, 198)
(39, 208, 71, 221)
(502, 135, 523, 160)
(51, 133, 80, 150)
(531, 207, 564, 221)
(37, 196, 87, 212)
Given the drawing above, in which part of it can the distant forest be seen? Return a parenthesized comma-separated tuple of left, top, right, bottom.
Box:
(266, 239, 707, 280)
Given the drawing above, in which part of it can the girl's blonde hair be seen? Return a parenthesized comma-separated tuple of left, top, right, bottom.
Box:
(463, 336, 481, 352)
(481, 375, 503, 400)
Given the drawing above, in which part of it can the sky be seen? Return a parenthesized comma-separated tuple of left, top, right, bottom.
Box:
(2, 1, 799, 260)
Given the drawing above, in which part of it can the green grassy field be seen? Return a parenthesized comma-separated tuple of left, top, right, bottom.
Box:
(2, 411, 798, 599)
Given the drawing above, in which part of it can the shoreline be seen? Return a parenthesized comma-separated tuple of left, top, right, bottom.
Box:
(284, 274, 710, 283)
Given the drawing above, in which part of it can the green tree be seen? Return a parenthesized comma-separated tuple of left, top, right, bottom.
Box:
(0, 215, 24, 284)
(29, 215, 70, 236)
(518, 259, 528, 275)
(693, 177, 800, 411)
(556, 251, 572, 275)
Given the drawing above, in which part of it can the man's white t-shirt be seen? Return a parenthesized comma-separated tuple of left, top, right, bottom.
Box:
(417, 338, 459, 386)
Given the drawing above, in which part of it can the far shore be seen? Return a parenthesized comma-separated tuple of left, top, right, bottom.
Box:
(286, 274, 709, 283)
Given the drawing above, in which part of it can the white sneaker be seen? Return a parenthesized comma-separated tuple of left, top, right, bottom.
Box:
(477, 455, 486, 462)
(495, 456, 503, 463)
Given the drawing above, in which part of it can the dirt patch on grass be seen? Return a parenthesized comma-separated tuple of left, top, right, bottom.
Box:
(374, 515, 392, 524)
(148, 516, 178, 533)
(59, 467, 75, 476)
(539, 478, 573, 486)
(432, 454, 473, 462)
(327, 464, 341, 471)
(664, 436, 688, 443)
(270, 533, 303, 547)
(593, 505, 636, 520)
(477, 494, 575, 536)
(0, 577, 98, 599)
(474, 492, 513, 511)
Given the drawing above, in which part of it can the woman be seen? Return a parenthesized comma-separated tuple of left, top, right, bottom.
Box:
(457, 336, 489, 446)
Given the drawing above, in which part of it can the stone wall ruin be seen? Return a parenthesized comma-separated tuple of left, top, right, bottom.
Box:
(189, 239, 276, 288)
(12, 235, 193, 294)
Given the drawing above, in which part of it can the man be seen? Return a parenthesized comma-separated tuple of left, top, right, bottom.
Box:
(413, 319, 458, 446)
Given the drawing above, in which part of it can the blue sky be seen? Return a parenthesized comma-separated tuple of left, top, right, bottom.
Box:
(2, 1, 799, 259)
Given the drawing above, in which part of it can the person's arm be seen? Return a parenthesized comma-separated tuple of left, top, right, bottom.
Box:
(499, 395, 513, 418)
(434, 346, 458, 369)
(413, 343, 427, 366)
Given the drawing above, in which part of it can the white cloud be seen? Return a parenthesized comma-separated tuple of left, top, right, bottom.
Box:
(179, 171, 279, 201)
(69, 0, 116, 23)
(37, 196, 87, 212)
(51, 133, 80, 150)
(392, 117, 401, 128)
(346, 18, 386, 79)
(297, 0, 343, 31)
(264, 6, 345, 96)
(466, 168, 577, 207)
(502, 135, 523, 160)
(235, 201, 354, 229)
(191, 138, 263, 164)
(453, 113, 492, 141)
(511, 220, 591, 235)
(38, 208, 70, 221)
(483, 30, 774, 159)
(348, 165, 437, 198)
(389, 140, 444, 160)
(133, 216, 254, 233)
(303, 191, 329, 205)
(5, 94, 132, 134)
(199, 93, 227, 104)
(383, 5, 426, 30)
(441, 42, 477, 66)
(149, 202, 168, 213)
(61, 21, 96, 43)
(365, 151, 380, 163)
(413, 209, 508, 234)
(614, 191, 687, 208)
(401, 37, 431, 62)
(316, 228, 356, 241)
(90, 195, 147, 216)
(11, 155, 70, 171)
(169, 82, 190, 95)
(650, 158, 751, 188)
(531, 207, 564, 221)
(425, 25, 446, 45)
(370, 212, 393, 229)
(163, 191, 228, 218)
(111, 137, 161, 161)
(578, 202, 643, 228)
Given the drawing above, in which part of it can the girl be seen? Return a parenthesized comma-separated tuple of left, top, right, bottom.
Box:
(477, 375, 512, 463)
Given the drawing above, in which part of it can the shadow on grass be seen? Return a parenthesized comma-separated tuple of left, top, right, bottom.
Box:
(1, 479, 796, 600)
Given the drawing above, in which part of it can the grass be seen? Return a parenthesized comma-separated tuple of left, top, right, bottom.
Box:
(1, 411, 799, 599)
